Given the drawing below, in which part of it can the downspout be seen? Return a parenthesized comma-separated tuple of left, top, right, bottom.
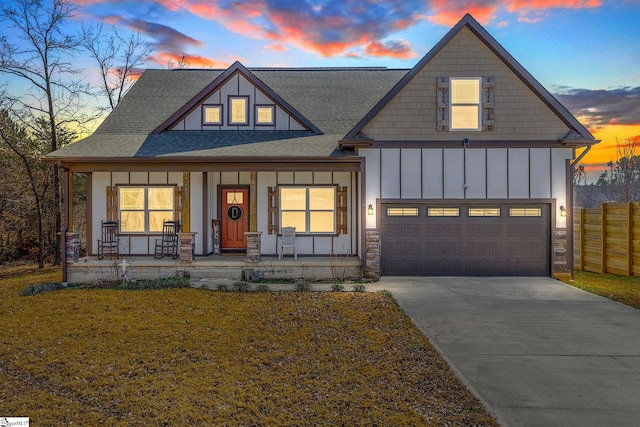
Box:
(570, 145, 591, 168)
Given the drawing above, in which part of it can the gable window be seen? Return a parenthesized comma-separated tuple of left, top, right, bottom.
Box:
(202, 105, 222, 125)
(437, 77, 494, 132)
(229, 96, 249, 125)
(280, 186, 335, 234)
(450, 78, 481, 130)
(256, 105, 275, 125)
(119, 187, 174, 233)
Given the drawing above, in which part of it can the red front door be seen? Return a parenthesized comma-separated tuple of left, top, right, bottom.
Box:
(221, 188, 249, 249)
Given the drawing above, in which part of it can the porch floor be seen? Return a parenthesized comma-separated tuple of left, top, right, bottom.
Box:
(66, 254, 363, 284)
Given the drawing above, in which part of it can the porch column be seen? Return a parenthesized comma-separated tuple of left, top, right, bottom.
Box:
(250, 171, 257, 232)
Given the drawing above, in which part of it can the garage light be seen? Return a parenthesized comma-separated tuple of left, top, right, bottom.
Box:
(559, 205, 566, 217)
(368, 204, 374, 215)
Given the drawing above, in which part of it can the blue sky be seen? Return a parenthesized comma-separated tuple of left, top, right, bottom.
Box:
(4, 0, 640, 177)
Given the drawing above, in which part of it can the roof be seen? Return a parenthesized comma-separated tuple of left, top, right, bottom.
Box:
(46, 14, 595, 163)
(47, 67, 408, 160)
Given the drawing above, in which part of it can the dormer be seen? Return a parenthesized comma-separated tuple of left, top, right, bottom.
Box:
(153, 62, 321, 134)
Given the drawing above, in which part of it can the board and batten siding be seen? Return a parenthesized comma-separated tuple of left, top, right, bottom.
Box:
(170, 73, 305, 131)
(207, 171, 356, 257)
(362, 147, 573, 229)
(91, 171, 185, 256)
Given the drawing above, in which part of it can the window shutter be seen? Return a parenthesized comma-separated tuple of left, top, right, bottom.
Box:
(482, 77, 495, 131)
(106, 186, 117, 221)
(436, 77, 449, 131)
(268, 186, 279, 234)
(336, 186, 347, 235)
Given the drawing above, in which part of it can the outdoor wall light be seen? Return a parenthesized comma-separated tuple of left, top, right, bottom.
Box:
(559, 205, 567, 217)
(368, 204, 374, 215)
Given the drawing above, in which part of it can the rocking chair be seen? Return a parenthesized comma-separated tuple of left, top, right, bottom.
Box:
(154, 220, 180, 259)
(97, 221, 119, 259)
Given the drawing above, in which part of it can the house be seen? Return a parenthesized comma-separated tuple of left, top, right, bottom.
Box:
(46, 14, 597, 283)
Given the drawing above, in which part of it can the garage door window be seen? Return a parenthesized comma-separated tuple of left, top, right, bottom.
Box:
(428, 207, 460, 217)
(509, 208, 542, 217)
(387, 207, 419, 217)
(469, 208, 501, 217)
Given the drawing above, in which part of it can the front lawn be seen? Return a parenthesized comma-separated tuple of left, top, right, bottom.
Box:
(568, 271, 640, 309)
(0, 264, 498, 426)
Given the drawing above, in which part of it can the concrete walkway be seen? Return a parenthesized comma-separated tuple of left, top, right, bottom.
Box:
(368, 277, 640, 427)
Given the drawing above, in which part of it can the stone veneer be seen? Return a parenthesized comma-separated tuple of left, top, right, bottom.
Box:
(364, 229, 380, 279)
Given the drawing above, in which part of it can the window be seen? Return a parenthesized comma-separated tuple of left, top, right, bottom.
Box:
(428, 207, 460, 217)
(229, 96, 249, 125)
(256, 105, 275, 125)
(280, 187, 335, 233)
(387, 207, 419, 217)
(202, 105, 222, 125)
(450, 78, 481, 130)
(119, 187, 174, 233)
(469, 208, 501, 217)
(509, 208, 542, 217)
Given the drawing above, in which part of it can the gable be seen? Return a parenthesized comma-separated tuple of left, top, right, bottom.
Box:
(349, 15, 595, 145)
(153, 62, 322, 134)
(168, 70, 310, 132)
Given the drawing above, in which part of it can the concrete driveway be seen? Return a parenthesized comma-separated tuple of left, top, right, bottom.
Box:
(368, 277, 640, 427)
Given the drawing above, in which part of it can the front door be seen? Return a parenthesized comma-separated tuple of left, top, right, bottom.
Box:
(221, 188, 249, 250)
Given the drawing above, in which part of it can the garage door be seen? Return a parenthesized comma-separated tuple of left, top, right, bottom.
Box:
(380, 204, 550, 276)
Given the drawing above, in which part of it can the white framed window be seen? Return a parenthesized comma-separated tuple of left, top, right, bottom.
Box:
(228, 96, 249, 125)
(450, 78, 481, 131)
(202, 104, 222, 125)
(256, 105, 275, 125)
(280, 186, 336, 234)
(119, 187, 174, 233)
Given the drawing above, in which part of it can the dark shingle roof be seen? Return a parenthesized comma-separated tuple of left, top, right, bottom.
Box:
(48, 67, 408, 160)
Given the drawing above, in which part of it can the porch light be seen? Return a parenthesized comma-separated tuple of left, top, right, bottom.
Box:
(559, 205, 566, 217)
(368, 204, 374, 215)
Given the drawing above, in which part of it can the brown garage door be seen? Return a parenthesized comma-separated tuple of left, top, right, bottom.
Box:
(380, 204, 550, 276)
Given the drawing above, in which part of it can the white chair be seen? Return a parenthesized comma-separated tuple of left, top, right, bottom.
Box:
(279, 226, 297, 260)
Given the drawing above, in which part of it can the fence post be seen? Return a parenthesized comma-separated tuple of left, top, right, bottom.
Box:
(600, 203, 606, 274)
(628, 202, 633, 276)
(579, 208, 585, 271)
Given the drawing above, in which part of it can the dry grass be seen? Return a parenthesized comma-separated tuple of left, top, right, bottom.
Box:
(0, 264, 498, 426)
(568, 271, 640, 309)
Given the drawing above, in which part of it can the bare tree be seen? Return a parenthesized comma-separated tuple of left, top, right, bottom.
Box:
(609, 137, 640, 203)
(81, 23, 152, 111)
(0, 110, 49, 267)
(0, 0, 93, 265)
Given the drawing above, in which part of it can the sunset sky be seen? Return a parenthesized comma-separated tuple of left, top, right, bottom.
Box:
(4, 0, 640, 182)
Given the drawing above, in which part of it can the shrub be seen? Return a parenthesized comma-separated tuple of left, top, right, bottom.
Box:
(255, 283, 270, 292)
(232, 281, 252, 292)
(331, 283, 345, 292)
(115, 276, 190, 290)
(295, 281, 312, 292)
(20, 282, 65, 296)
(351, 284, 366, 293)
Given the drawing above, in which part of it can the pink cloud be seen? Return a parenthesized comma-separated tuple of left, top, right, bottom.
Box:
(266, 43, 288, 52)
(148, 52, 228, 68)
(364, 40, 418, 60)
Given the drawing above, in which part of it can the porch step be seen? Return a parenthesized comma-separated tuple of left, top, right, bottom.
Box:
(189, 267, 244, 281)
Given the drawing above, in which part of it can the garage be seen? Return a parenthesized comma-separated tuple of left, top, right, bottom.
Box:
(380, 203, 550, 276)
